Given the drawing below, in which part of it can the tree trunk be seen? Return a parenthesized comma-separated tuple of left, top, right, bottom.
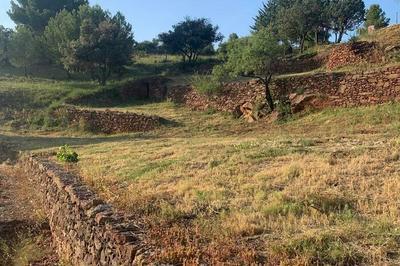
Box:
(315, 30, 318, 45)
(300, 36, 305, 54)
(263, 76, 274, 111)
(65, 69, 71, 80)
(337, 28, 344, 43)
(24, 66, 27, 77)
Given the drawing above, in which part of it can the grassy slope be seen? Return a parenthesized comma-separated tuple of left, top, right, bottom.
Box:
(2, 40, 400, 263)
(1, 72, 400, 264)
(68, 102, 400, 265)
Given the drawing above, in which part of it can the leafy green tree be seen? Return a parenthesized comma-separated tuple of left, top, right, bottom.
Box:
(8, 26, 41, 76)
(8, 0, 88, 32)
(159, 17, 223, 63)
(328, 0, 365, 43)
(0, 26, 13, 65)
(214, 29, 284, 111)
(135, 39, 161, 55)
(252, 0, 295, 33)
(365, 4, 390, 29)
(277, 0, 326, 53)
(63, 5, 134, 85)
(44, 9, 80, 76)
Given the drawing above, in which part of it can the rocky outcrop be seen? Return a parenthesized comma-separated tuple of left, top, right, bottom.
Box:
(22, 156, 150, 265)
(64, 107, 161, 134)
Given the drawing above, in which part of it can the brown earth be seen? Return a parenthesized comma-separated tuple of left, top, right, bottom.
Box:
(0, 144, 58, 265)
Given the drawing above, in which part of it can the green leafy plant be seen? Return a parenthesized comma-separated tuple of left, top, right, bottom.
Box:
(56, 145, 79, 163)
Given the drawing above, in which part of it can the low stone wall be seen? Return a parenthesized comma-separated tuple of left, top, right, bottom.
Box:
(65, 107, 161, 134)
(120, 77, 171, 101)
(167, 81, 265, 113)
(327, 42, 384, 70)
(275, 66, 400, 107)
(168, 65, 400, 113)
(22, 156, 150, 265)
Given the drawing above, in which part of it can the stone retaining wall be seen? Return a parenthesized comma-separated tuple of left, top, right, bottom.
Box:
(22, 156, 150, 265)
(65, 107, 161, 134)
(168, 66, 400, 113)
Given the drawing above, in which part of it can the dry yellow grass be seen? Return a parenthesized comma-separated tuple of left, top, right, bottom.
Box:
(64, 101, 400, 265)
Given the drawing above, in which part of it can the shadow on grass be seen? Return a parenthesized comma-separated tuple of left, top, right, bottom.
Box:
(0, 133, 159, 152)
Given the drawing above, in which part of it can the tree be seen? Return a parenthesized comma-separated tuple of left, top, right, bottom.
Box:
(159, 17, 223, 63)
(218, 33, 239, 61)
(134, 39, 161, 55)
(0, 26, 13, 65)
(214, 29, 284, 111)
(44, 9, 80, 76)
(277, 0, 326, 53)
(365, 4, 390, 29)
(8, 26, 41, 76)
(328, 0, 365, 43)
(63, 5, 134, 85)
(8, 0, 88, 32)
(252, 0, 295, 33)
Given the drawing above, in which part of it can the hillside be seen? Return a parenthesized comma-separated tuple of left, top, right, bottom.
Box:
(2, 22, 400, 266)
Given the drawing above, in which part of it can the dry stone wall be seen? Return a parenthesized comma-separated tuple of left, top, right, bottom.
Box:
(275, 66, 400, 107)
(64, 107, 161, 134)
(22, 156, 150, 265)
(168, 66, 400, 113)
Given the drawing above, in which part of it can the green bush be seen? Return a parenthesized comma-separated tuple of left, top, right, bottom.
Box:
(56, 145, 79, 163)
(190, 74, 222, 96)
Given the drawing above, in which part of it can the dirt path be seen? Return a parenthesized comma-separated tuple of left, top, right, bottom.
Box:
(0, 143, 58, 266)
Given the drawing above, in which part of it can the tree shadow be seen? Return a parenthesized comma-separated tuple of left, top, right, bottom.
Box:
(0, 133, 158, 153)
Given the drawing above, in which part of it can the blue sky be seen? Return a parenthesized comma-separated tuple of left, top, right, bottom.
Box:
(0, 1, 399, 42)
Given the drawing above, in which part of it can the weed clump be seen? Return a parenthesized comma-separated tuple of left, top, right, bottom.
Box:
(191, 74, 222, 96)
(56, 145, 79, 163)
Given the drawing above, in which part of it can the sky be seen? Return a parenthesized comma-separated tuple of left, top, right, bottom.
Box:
(0, 0, 399, 42)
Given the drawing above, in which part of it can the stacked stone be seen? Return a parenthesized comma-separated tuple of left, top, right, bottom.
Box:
(168, 65, 400, 115)
(327, 42, 383, 70)
(65, 107, 161, 134)
(23, 156, 151, 265)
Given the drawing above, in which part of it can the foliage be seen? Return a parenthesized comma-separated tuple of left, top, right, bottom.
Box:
(0, 26, 13, 65)
(8, 0, 88, 32)
(328, 0, 365, 43)
(44, 9, 80, 66)
(364, 4, 390, 29)
(134, 39, 162, 55)
(8, 26, 41, 76)
(56, 145, 79, 163)
(215, 29, 284, 110)
(158, 17, 223, 63)
(253, 0, 365, 48)
(190, 74, 222, 96)
(276, 0, 327, 53)
(63, 5, 134, 85)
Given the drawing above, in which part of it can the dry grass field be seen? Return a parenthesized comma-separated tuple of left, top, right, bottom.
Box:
(1, 43, 400, 263)
(62, 101, 400, 265)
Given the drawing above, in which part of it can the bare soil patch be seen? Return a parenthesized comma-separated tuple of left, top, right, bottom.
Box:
(0, 160, 58, 265)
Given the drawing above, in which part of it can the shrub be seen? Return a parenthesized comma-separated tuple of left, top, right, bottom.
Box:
(56, 145, 79, 163)
(191, 74, 222, 96)
(276, 98, 292, 121)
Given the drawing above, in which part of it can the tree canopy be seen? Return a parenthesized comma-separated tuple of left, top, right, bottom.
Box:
(253, 0, 365, 46)
(44, 9, 80, 66)
(8, 0, 88, 32)
(8, 25, 41, 75)
(0, 26, 13, 65)
(62, 5, 134, 85)
(215, 29, 284, 110)
(328, 0, 365, 43)
(159, 17, 223, 63)
(365, 4, 390, 29)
